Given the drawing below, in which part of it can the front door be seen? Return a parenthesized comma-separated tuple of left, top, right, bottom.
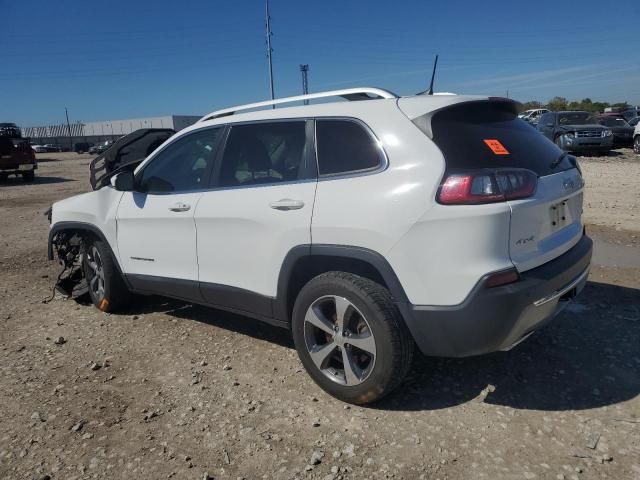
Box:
(195, 120, 316, 318)
(116, 126, 225, 298)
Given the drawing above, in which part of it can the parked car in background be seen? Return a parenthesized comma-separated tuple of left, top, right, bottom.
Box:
(594, 115, 634, 147)
(89, 140, 114, 154)
(44, 144, 63, 152)
(74, 142, 92, 153)
(519, 108, 549, 125)
(0, 122, 22, 138)
(537, 111, 612, 153)
(31, 144, 48, 153)
(0, 137, 37, 182)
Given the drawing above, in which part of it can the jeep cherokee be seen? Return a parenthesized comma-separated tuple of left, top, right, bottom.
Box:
(47, 88, 592, 404)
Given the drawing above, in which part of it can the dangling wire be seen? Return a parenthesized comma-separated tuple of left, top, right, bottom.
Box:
(42, 264, 69, 304)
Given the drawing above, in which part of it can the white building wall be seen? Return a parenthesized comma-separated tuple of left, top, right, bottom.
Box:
(81, 116, 175, 137)
(23, 115, 202, 140)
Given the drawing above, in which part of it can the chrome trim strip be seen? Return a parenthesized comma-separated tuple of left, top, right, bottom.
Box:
(533, 267, 590, 307)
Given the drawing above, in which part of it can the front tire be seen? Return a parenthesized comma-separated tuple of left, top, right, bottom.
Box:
(634, 136, 640, 154)
(291, 272, 413, 404)
(83, 238, 131, 312)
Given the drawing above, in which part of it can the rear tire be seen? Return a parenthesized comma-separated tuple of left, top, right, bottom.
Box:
(82, 238, 131, 312)
(291, 272, 413, 404)
(22, 170, 35, 182)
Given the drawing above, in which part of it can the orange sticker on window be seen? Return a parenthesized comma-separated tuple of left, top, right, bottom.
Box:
(483, 139, 510, 155)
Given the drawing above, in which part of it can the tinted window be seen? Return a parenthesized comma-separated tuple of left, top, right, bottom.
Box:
(218, 121, 308, 187)
(138, 128, 223, 193)
(316, 120, 383, 176)
(557, 112, 595, 125)
(427, 101, 574, 177)
(0, 137, 14, 155)
(538, 113, 552, 125)
(598, 117, 628, 127)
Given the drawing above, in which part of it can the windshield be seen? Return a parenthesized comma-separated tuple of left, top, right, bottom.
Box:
(599, 117, 629, 127)
(558, 112, 596, 125)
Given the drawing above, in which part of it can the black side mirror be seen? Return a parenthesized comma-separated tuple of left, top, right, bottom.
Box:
(113, 170, 136, 191)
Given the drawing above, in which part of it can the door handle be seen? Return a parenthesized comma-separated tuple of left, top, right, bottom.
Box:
(169, 202, 191, 212)
(269, 199, 305, 211)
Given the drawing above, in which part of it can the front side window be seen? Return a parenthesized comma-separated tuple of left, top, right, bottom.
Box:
(217, 121, 308, 187)
(138, 127, 223, 193)
(316, 120, 384, 176)
(538, 113, 552, 125)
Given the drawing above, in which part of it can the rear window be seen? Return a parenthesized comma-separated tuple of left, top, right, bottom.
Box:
(0, 138, 14, 155)
(316, 120, 384, 176)
(425, 101, 574, 176)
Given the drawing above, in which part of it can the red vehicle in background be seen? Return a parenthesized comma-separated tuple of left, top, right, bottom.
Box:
(0, 123, 37, 182)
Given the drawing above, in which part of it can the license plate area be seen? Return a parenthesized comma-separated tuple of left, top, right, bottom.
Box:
(549, 200, 569, 230)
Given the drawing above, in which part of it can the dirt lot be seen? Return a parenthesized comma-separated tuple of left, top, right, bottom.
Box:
(1, 150, 639, 480)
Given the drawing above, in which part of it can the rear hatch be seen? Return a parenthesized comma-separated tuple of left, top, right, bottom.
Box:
(0, 138, 34, 169)
(408, 99, 584, 273)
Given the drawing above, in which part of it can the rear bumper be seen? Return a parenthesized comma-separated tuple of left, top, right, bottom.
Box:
(0, 164, 37, 174)
(399, 234, 592, 357)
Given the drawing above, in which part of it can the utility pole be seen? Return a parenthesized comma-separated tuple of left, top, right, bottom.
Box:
(65, 107, 73, 151)
(265, 0, 275, 106)
(300, 64, 309, 104)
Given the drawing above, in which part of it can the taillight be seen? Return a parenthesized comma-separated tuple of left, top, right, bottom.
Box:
(438, 169, 537, 205)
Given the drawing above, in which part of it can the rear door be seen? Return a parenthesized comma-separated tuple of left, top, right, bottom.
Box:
(426, 101, 584, 273)
(116, 127, 224, 295)
(537, 113, 555, 139)
(194, 120, 316, 317)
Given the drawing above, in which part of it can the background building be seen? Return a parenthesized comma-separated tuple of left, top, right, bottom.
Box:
(21, 115, 201, 149)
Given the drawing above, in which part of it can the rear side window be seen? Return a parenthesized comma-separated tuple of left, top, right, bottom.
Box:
(316, 120, 384, 176)
(218, 121, 309, 187)
(426, 102, 574, 176)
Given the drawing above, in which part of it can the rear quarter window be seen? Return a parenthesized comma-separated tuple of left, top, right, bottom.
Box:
(316, 119, 384, 176)
(425, 102, 573, 176)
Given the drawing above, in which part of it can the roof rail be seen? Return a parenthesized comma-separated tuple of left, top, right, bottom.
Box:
(198, 87, 397, 122)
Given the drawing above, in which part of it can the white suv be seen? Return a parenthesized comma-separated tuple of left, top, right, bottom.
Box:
(48, 88, 592, 404)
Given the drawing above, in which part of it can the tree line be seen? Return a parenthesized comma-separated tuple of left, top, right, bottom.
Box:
(519, 97, 633, 113)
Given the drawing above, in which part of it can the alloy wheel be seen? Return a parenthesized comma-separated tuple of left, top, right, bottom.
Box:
(86, 246, 105, 299)
(303, 295, 377, 386)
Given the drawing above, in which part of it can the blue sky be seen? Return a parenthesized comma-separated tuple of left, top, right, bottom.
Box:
(2, 0, 639, 126)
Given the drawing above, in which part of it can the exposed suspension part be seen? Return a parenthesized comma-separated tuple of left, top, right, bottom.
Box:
(49, 231, 89, 299)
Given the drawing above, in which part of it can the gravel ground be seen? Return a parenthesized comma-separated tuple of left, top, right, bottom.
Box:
(0, 149, 639, 480)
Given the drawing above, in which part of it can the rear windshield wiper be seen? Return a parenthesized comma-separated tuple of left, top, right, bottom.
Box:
(549, 152, 568, 170)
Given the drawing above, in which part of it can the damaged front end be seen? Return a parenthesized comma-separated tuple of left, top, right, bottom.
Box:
(49, 230, 89, 299)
